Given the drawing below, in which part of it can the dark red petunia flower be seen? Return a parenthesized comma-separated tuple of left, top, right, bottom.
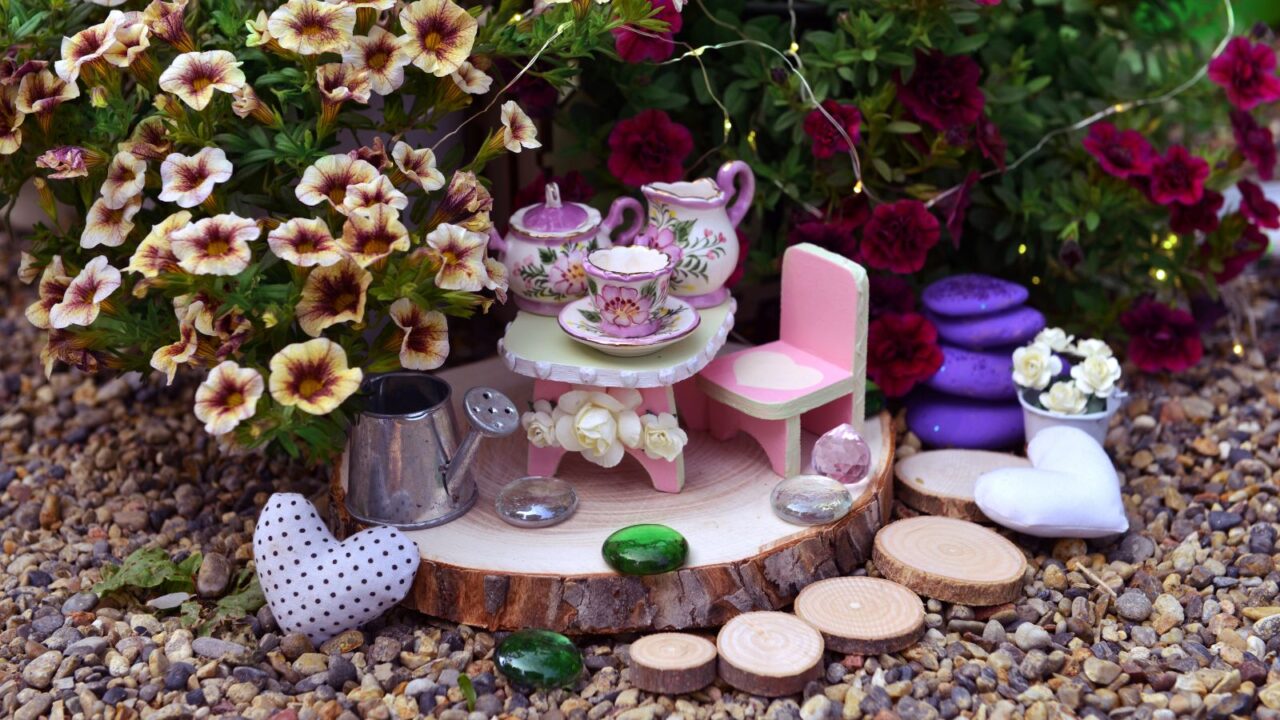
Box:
(1237, 179, 1280, 229)
(1207, 223, 1270, 284)
(868, 274, 916, 318)
(867, 312, 944, 397)
(1119, 298, 1203, 374)
(935, 171, 979, 249)
(1148, 145, 1210, 206)
(1230, 109, 1277, 181)
(974, 113, 1006, 171)
(612, 0, 683, 64)
(513, 170, 595, 210)
(858, 199, 941, 274)
(787, 216, 858, 257)
(606, 109, 693, 187)
(1168, 189, 1224, 235)
(1082, 122, 1155, 179)
(803, 100, 862, 160)
(895, 50, 985, 132)
(1207, 37, 1280, 111)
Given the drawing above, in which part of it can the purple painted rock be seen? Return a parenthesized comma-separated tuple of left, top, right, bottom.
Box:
(907, 391, 1025, 450)
(925, 345, 1017, 400)
(922, 274, 1029, 317)
(928, 306, 1045, 349)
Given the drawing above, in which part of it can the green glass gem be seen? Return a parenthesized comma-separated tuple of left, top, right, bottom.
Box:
(495, 629, 583, 689)
(601, 524, 688, 575)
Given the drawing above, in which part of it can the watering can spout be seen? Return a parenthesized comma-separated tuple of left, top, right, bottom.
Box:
(443, 387, 520, 494)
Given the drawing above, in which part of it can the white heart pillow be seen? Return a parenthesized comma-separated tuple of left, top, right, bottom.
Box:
(253, 493, 419, 644)
(974, 426, 1128, 539)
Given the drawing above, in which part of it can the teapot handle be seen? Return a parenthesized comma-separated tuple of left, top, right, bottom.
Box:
(487, 227, 507, 254)
(601, 196, 644, 246)
(716, 160, 755, 228)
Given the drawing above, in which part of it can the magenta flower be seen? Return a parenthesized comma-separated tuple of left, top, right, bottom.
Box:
(803, 100, 861, 160)
(895, 50, 985, 132)
(1230, 110, 1276, 181)
(1082, 122, 1155, 179)
(1168, 190, 1223, 235)
(607, 109, 693, 187)
(1207, 37, 1280, 111)
(1120, 299, 1202, 374)
(1238, 179, 1280, 229)
(547, 249, 588, 297)
(858, 199, 940, 274)
(1148, 145, 1210, 206)
(613, 0, 682, 63)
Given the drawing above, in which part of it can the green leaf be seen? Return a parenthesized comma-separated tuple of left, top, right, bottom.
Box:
(459, 674, 477, 711)
(94, 548, 203, 598)
(885, 121, 921, 134)
(213, 573, 267, 622)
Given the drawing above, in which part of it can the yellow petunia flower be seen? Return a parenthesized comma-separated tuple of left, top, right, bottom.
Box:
(158, 50, 246, 110)
(450, 60, 492, 95)
(56, 14, 125, 83)
(81, 195, 142, 249)
(341, 174, 408, 215)
(268, 338, 363, 415)
(391, 141, 445, 193)
(170, 213, 261, 276)
(100, 151, 147, 209)
(195, 361, 264, 435)
(159, 147, 233, 208)
(343, 27, 412, 96)
(425, 222, 488, 291)
(49, 256, 122, 329)
(295, 257, 372, 337)
(338, 203, 410, 267)
(267, 217, 343, 267)
(295, 154, 379, 209)
(127, 210, 191, 277)
(399, 0, 477, 77)
(267, 0, 356, 56)
(150, 299, 203, 384)
(500, 100, 541, 153)
(25, 256, 71, 330)
(389, 298, 449, 370)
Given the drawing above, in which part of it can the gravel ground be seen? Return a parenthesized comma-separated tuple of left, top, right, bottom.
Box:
(1, 244, 1279, 720)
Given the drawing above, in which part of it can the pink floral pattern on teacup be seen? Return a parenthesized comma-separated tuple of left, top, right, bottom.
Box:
(598, 285, 654, 329)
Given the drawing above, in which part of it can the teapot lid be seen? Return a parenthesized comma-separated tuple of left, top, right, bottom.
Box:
(513, 183, 596, 236)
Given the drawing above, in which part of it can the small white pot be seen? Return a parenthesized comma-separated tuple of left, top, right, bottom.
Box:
(1019, 392, 1124, 446)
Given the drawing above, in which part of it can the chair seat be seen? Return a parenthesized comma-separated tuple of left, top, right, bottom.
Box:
(697, 341, 856, 420)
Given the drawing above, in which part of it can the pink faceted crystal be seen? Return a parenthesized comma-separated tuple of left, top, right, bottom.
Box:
(812, 423, 871, 484)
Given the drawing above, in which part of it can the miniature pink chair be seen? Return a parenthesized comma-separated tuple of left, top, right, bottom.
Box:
(695, 243, 868, 477)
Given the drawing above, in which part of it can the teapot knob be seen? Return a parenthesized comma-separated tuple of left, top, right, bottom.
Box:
(544, 182, 562, 209)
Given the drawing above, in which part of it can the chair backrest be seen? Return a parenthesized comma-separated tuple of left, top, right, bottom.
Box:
(779, 243, 869, 375)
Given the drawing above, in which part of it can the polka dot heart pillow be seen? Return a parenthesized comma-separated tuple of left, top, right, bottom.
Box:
(253, 493, 419, 644)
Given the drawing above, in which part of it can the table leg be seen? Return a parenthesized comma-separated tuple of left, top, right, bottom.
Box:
(634, 385, 684, 493)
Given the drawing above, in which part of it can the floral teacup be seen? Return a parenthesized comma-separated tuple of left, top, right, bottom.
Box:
(584, 246, 673, 338)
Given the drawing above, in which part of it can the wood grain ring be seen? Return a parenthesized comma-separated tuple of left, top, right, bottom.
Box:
(872, 516, 1026, 606)
(716, 611, 823, 697)
(794, 576, 925, 654)
(628, 633, 717, 694)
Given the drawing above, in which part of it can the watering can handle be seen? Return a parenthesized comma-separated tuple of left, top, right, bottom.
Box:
(716, 160, 755, 228)
(601, 196, 644, 246)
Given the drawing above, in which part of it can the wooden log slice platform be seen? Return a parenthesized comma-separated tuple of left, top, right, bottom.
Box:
(793, 577, 925, 654)
(872, 517, 1027, 606)
(894, 450, 1030, 522)
(716, 612, 824, 697)
(331, 357, 895, 634)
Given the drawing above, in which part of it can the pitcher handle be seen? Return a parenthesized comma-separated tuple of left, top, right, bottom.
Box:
(601, 196, 644, 246)
(716, 160, 755, 228)
(487, 227, 507, 254)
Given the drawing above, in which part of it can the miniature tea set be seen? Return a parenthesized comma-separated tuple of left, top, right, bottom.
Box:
(494, 162, 755, 357)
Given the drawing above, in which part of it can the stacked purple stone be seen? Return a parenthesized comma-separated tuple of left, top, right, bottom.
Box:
(907, 274, 1044, 449)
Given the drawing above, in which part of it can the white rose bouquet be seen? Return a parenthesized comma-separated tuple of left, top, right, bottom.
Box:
(520, 388, 688, 468)
(1012, 327, 1123, 416)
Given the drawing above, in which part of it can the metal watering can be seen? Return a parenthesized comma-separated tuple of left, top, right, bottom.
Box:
(345, 372, 518, 529)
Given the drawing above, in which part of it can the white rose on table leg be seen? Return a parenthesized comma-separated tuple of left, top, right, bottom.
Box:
(554, 389, 642, 468)
(1011, 342, 1062, 390)
(1070, 354, 1122, 398)
(1039, 380, 1087, 415)
(639, 412, 688, 461)
(521, 399, 559, 448)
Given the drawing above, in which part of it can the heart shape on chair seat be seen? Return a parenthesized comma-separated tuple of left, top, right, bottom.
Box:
(254, 493, 418, 644)
(732, 350, 825, 391)
(974, 426, 1128, 539)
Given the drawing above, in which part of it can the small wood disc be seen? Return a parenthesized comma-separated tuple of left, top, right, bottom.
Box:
(873, 517, 1026, 606)
(716, 612, 824, 697)
(629, 633, 717, 694)
(794, 577, 925, 654)
(895, 450, 1031, 522)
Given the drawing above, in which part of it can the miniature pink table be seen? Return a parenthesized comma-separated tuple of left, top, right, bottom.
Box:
(498, 300, 735, 493)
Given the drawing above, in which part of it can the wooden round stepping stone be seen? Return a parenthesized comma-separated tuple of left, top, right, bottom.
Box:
(628, 633, 717, 694)
(716, 612, 823, 697)
(873, 516, 1026, 606)
(895, 450, 1031, 522)
(794, 577, 925, 654)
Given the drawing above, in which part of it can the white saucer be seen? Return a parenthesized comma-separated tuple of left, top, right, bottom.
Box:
(557, 296, 701, 357)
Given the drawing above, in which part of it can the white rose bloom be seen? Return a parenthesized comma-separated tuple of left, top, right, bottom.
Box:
(1071, 354, 1122, 398)
(521, 399, 559, 449)
(1034, 327, 1074, 353)
(1040, 380, 1087, 415)
(639, 412, 688, 462)
(1072, 338, 1114, 359)
(1011, 342, 1062, 391)
(553, 389, 641, 468)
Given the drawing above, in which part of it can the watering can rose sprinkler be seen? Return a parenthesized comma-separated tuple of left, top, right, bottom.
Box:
(345, 373, 518, 529)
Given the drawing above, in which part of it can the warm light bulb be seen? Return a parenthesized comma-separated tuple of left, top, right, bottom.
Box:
(510, 11, 522, 22)
(747, 129, 757, 151)
(1154, 268, 1168, 281)
(723, 117, 732, 136)
(1233, 342, 1244, 356)
(788, 42, 799, 54)
(853, 180, 864, 194)
(1017, 243, 1028, 255)
(1031, 276, 1042, 285)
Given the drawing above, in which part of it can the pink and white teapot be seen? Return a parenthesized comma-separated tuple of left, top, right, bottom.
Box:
(490, 184, 643, 315)
(615, 160, 755, 309)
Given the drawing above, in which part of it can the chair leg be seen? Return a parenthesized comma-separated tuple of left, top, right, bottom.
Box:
(734, 414, 801, 478)
(802, 393, 860, 436)
(706, 399, 740, 442)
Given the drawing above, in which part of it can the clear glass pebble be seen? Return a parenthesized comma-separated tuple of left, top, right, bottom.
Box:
(770, 475, 853, 526)
(495, 476, 578, 528)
